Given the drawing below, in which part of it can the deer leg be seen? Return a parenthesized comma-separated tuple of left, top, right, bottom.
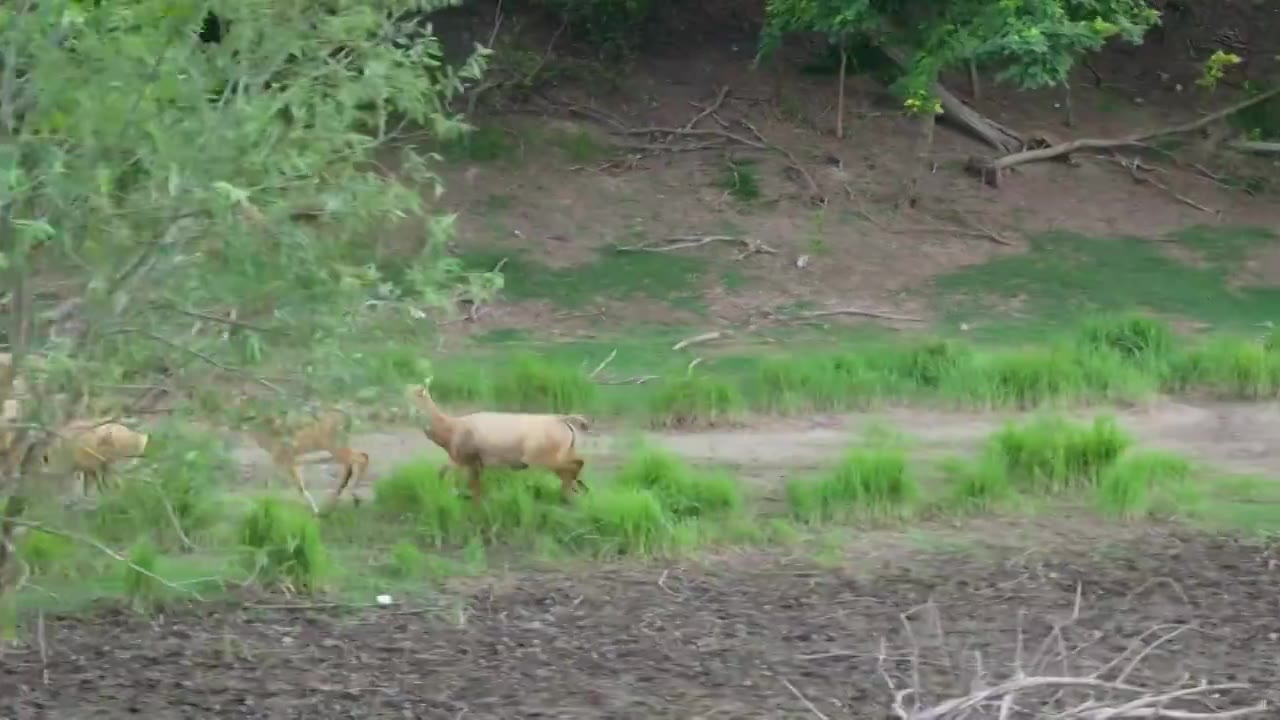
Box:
(465, 464, 485, 507)
(555, 458, 587, 503)
(322, 448, 370, 513)
(285, 461, 320, 515)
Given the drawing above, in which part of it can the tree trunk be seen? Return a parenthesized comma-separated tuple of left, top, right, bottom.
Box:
(900, 108, 937, 208)
(881, 46, 1024, 153)
(968, 60, 980, 101)
(1062, 82, 1075, 127)
(836, 45, 847, 139)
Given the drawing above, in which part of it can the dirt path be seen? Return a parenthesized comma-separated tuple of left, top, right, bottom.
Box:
(235, 399, 1280, 494)
(4, 530, 1276, 718)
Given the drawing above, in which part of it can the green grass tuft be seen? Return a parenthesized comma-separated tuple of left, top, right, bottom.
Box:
(941, 452, 1013, 511)
(787, 444, 917, 522)
(719, 158, 761, 201)
(1095, 451, 1200, 520)
(491, 353, 597, 413)
(752, 353, 883, 411)
(239, 497, 330, 593)
(1165, 336, 1280, 399)
(991, 415, 1131, 493)
(613, 443, 742, 518)
(373, 459, 468, 547)
(570, 487, 673, 556)
(385, 541, 429, 579)
(649, 374, 744, 427)
(123, 539, 163, 612)
(1078, 313, 1175, 367)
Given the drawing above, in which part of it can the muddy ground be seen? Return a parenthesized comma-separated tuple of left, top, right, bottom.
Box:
(2, 529, 1277, 718)
(234, 399, 1280, 496)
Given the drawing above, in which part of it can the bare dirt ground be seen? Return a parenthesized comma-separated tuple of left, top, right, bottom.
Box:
(234, 398, 1280, 495)
(3, 528, 1277, 718)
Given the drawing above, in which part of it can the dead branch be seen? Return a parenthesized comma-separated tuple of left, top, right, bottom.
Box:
(684, 86, 731, 132)
(738, 118, 826, 205)
(1112, 154, 1218, 215)
(672, 331, 727, 352)
(588, 349, 616, 379)
(1226, 139, 1280, 155)
(845, 187, 1014, 246)
(781, 676, 831, 720)
(774, 307, 923, 324)
(876, 599, 1268, 720)
(981, 86, 1280, 176)
(614, 234, 778, 260)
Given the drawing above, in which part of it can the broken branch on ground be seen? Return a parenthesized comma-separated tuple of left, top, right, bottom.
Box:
(614, 234, 778, 259)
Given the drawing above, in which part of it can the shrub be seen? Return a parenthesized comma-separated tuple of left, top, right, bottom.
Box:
(491, 354, 596, 413)
(613, 443, 742, 518)
(991, 415, 1131, 492)
(649, 374, 744, 428)
(1095, 451, 1200, 520)
(239, 497, 329, 592)
(787, 445, 916, 521)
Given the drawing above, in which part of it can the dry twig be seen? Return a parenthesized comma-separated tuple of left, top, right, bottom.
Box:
(614, 234, 777, 259)
(873, 599, 1267, 719)
(672, 331, 727, 351)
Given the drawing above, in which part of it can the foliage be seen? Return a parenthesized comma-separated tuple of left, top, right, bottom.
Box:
(991, 415, 1130, 492)
(0, 0, 493, 597)
(787, 443, 917, 521)
(239, 497, 329, 592)
(760, 0, 1158, 107)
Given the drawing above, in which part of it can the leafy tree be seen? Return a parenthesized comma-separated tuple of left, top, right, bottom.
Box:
(760, 0, 1158, 148)
(0, 0, 488, 598)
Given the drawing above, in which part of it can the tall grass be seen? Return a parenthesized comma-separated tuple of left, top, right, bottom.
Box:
(649, 374, 744, 427)
(612, 443, 742, 518)
(491, 353, 597, 412)
(239, 497, 330, 592)
(787, 444, 917, 521)
(990, 415, 1131, 492)
(1095, 451, 1201, 520)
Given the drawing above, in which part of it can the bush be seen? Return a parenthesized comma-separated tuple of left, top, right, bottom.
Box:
(1078, 314, 1175, 366)
(991, 415, 1131, 492)
(649, 374, 744, 427)
(491, 354, 597, 413)
(239, 497, 329, 592)
(1095, 451, 1200, 520)
(613, 443, 742, 518)
(787, 445, 917, 521)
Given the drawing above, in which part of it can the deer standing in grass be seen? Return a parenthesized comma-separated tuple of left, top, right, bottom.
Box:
(408, 380, 590, 505)
(244, 408, 370, 515)
(45, 418, 151, 496)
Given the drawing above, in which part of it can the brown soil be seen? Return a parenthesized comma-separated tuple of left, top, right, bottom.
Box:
(3, 529, 1277, 718)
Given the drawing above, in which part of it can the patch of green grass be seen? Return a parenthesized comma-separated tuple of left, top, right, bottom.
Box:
(123, 539, 164, 612)
(1095, 451, 1200, 520)
(934, 228, 1280, 336)
(491, 353, 597, 413)
(1165, 335, 1280, 398)
(1077, 313, 1176, 368)
(649, 373, 745, 428)
(438, 124, 517, 163)
(940, 452, 1013, 511)
(990, 415, 1131, 493)
(787, 444, 917, 522)
(373, 459, 469, 547)
(1171, 224, 1277, 267)
(569, 487, 673, 556)
(458, 249, 708, 310)
(239, 497, 330, 593)
(719, 158, 761, 202)
(545, 126, 609, 163)
(750, 353, 885, 412)
(613, 442, 743, 518)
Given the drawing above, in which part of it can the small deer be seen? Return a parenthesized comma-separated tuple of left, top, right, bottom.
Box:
(45, 418, 150, 496)
(245, 408, 370, 514)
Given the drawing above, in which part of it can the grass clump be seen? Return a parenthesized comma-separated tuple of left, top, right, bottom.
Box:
(373, 459, 467, 547)
(890, 339, 973, 389)
(752, 353, 882, 411)
(491, 354, 597, 413)
(787, 444, 917, 522)
(570, 487, 672, 556)
(123, 539, 163, 612)
(649, 373, 744, 428)
(613, 442, 742, 518)
(940, 452, 1013, 511)
(1165, 336, 1280, 398)
(384, 541, 429, 579)
(991, 415, 1131, 493)
(1095, 451, 1200, 520)
(239, 497, 330, 593)
(946, 347, 1087, 408)
(1078, 314, 1175, 367)
(719, 158, 761, 201)
(18, 529, 75, 576)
